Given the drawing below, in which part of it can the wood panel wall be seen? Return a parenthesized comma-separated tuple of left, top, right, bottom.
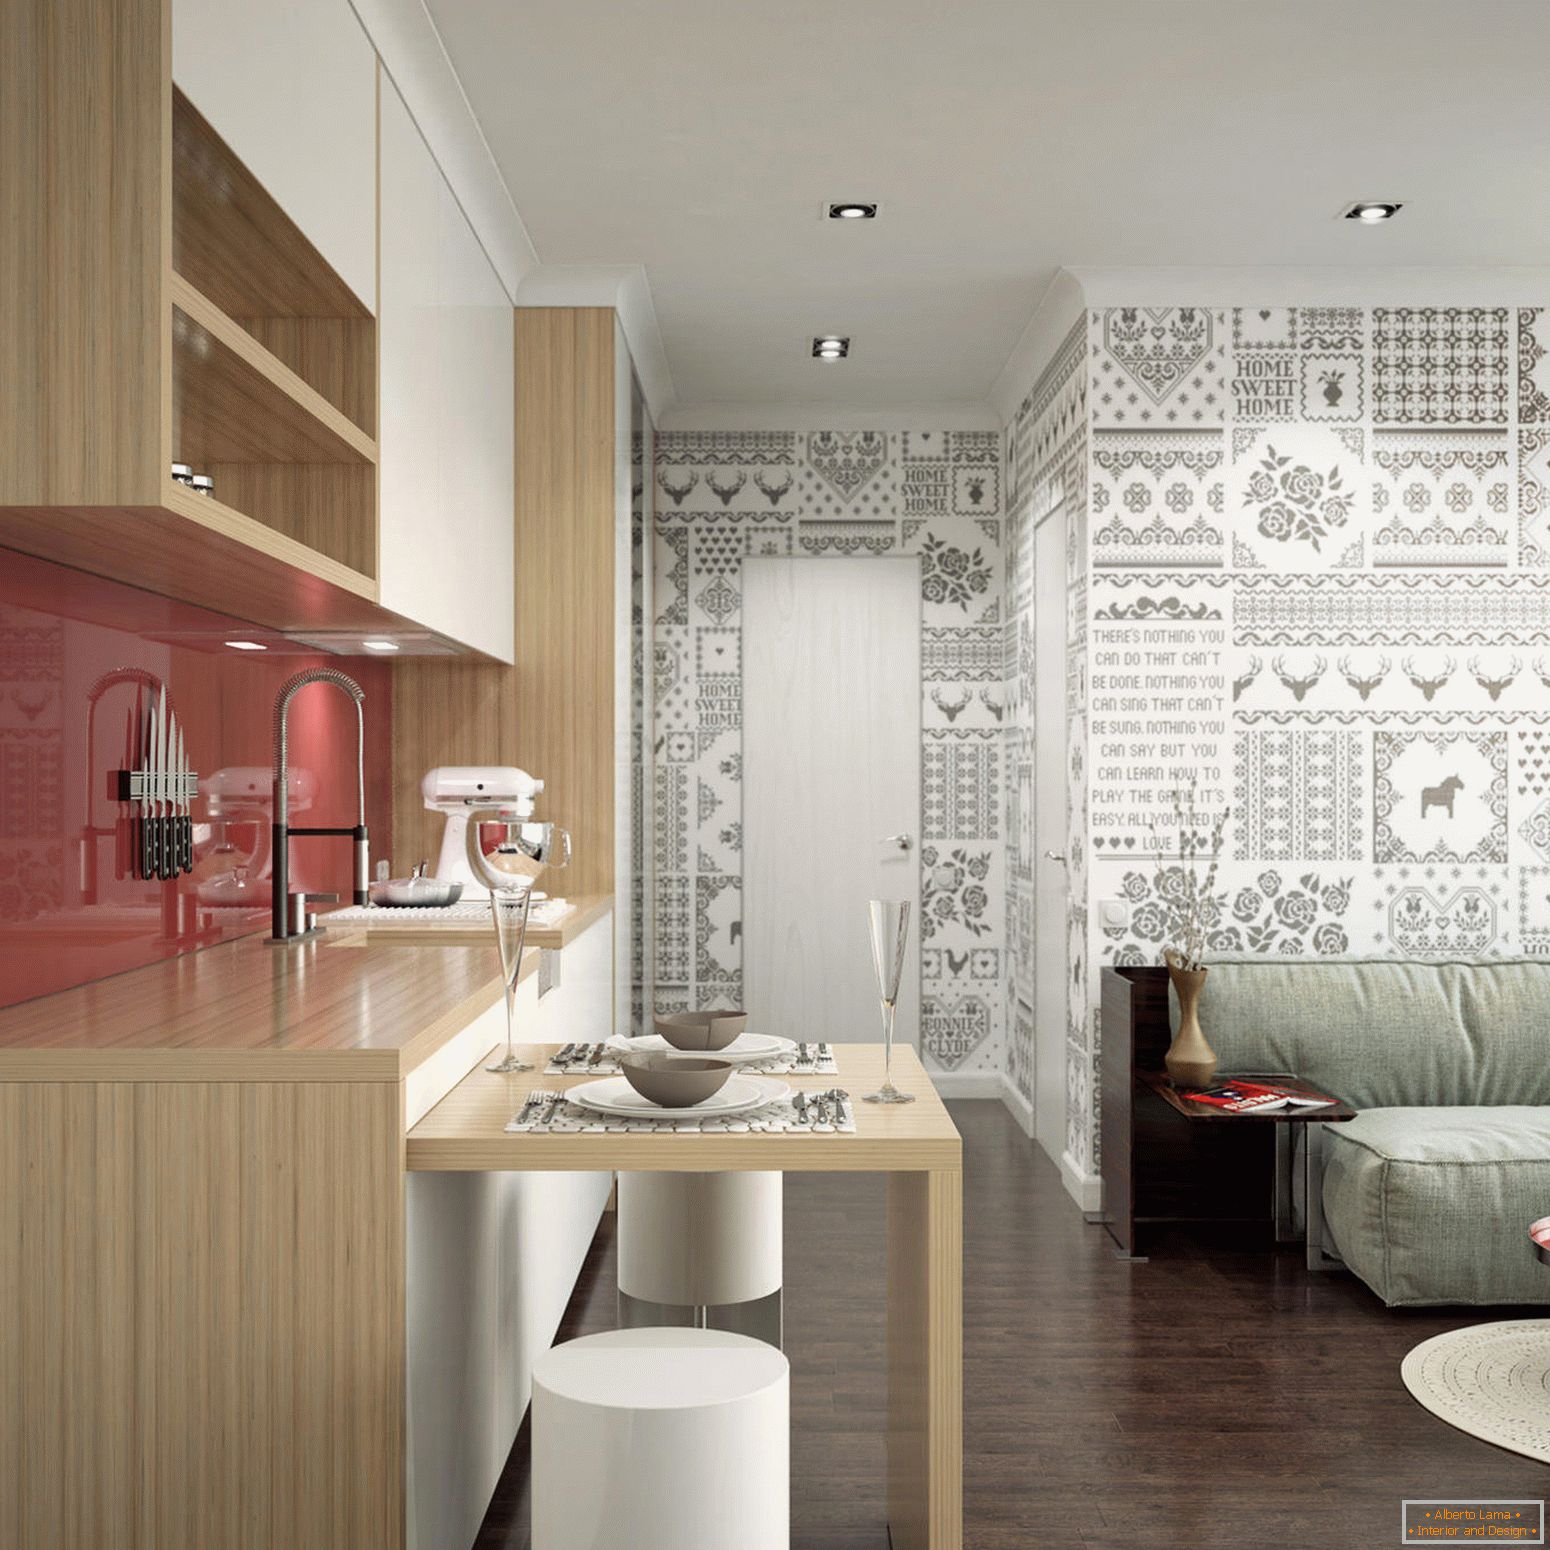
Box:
(391, 308, 620, 900)
(0, 1078, 404, 1550)
(0, 0, 170, 506)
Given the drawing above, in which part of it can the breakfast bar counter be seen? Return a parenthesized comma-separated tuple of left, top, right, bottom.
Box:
(409, 1043, 964, 1550)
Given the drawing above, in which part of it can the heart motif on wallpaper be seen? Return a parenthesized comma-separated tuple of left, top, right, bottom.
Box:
(1387, 886, 1498, 956)
(1102, 307, 1212, 402)
(921, 994, 991, 1070)
(1519, 730, 1550, 798)
(807, 431, 887, 503)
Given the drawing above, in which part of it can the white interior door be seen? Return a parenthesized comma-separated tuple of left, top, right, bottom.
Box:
(1033, 511, 1068, 1160)
(742, 558, 921, 1045)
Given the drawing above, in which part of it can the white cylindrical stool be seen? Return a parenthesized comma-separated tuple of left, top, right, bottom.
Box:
(618, 1171, 782, 1305)
(532, 1327, 789, 1550)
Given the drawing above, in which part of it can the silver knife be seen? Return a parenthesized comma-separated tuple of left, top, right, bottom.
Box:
(167, 710, 180, 878)
(175, 718, 189, 874)
(155, 687, 169, 879)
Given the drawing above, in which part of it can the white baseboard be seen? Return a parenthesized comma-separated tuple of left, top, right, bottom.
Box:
(931, 1070, 1003, 1099)
(997, 1073, 1036, 1138)
(1060, 1150, 1103, 1214)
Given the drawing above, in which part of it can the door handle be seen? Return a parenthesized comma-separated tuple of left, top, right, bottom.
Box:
(880, 833, 913, 852)
(1044, 850, 1067, 862)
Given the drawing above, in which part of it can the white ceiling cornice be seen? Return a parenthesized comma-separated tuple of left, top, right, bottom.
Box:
(655, 403, 1001, 432)
(348, 0, 538, 301)
(988, 268, 1086, 428)
(1073, 266, 1550, 307)
(515, 265, 677, 422)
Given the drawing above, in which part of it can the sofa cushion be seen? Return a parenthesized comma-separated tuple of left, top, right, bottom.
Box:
(1321, 1107, 1550, 1306)
(1170, 957, 1550, 1108)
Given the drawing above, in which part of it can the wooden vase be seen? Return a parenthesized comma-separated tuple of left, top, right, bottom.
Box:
(1163, 950, 1217, 1089)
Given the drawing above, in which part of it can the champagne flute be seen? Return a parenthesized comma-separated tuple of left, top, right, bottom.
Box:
(488, 884, 535, 1073)
(464, 810, 571, 1074)
(864, 899, 914, 1105)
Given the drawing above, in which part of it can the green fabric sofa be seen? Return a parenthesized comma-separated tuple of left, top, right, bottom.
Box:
(1181, 957, 1550, 1306)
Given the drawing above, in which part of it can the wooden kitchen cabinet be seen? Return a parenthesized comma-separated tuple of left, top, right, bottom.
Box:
(0, 0, 393, 635)
(172, 0, 378, 314)
(378, 76, 515, 662)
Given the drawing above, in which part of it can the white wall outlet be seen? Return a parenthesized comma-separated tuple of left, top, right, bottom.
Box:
(1100, 899, 1130, 929)
(538, 947, 560, 998)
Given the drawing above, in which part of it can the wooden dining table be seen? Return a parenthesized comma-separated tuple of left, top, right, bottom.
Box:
(407, 1041, 964, 1550)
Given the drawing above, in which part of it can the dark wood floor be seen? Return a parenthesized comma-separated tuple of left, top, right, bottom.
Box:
(475, 1100, 1548, 1548)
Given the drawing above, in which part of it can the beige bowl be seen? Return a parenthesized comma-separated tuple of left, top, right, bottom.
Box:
(653, 1010, 749, 1052)
(619, 1054, 734, 1107)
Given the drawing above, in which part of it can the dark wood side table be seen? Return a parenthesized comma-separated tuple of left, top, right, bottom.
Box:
(1140, 1072, 1355, 1268)
(1100, 967, 1356, 1263)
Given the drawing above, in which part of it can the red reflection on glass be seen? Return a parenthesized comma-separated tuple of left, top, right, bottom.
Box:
(0, 549, 393, 1008)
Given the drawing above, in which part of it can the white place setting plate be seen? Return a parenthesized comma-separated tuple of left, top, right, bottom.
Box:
(564, 1074, 790, 1120)
(612, 1032, 798, 1067)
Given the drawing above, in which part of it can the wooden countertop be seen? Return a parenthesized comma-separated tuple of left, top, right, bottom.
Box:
(0, 929, 525, 1082)
(0, 896, 615, 1083)
(406, 1044, 961, 1173)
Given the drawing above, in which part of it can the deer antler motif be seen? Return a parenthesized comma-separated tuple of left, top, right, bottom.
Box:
(1403, 656, 1456, 703)
(707, 470, 747, 506)
(1536, 656, 1550, 691)
(1469, 654, 1521, 703)
(658, 470, 698, 507)
(1232, 656, 1262, 702)
(753, 470, 793, 507)
(1338, 654, 1390, 702)
(1272, 654, 1327, 704)
(978, 688, 1004, 722)
(931, 686, 972, 723)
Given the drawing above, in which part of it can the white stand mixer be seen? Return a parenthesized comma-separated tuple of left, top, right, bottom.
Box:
(422, 766, 545, 900)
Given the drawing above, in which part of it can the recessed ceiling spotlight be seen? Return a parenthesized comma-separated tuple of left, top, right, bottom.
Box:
(812, 335, 850, 359)
(1344, 200, 1403, 223)
(828, 202, 877, 220)
(361, 639, 400, 652)
(225, 640, 266, 651)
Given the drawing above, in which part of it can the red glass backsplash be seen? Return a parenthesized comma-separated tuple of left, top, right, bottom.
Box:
(0, 548, 393, 1008)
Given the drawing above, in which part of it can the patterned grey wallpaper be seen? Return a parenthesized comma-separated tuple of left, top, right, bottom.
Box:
(1069, 302, 1550, 1178)
(650, 428, 1006, 1077)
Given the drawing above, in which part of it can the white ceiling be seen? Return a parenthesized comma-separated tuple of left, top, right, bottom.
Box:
(423, 0, 1550, 413)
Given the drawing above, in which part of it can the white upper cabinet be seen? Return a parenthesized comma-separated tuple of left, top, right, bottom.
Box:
(172, 0, 377, 311)
(378, 76, 515, 662)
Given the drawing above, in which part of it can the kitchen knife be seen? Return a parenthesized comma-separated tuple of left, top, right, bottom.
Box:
(117, 703, 135, 881)
(171, 717, 186, 875)
(181, 723, 193, 875)
(154, 687, 169, 881)
(139, 699, 155, 881)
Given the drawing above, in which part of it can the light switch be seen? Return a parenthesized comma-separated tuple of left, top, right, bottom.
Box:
(1100, 899, 1129, 929)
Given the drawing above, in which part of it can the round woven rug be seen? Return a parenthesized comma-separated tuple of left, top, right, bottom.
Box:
(1401, 1320, 1550, 1463)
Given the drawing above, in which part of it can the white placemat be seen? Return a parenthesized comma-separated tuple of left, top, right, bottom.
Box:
(505, 1091, 855, 1134)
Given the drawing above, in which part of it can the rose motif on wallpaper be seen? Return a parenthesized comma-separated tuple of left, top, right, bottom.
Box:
(1244, 444, 1355, 552)
(920, 535, 992, 612)
(1105, 867, 1351, 964)
(921, 844, 993, 939)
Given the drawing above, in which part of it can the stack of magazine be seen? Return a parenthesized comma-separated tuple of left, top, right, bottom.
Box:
(1181, 1077, 1334, 1113)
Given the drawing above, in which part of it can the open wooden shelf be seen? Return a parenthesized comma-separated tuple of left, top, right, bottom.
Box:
(171, 274, 377, 577)
(173, 89, 376, 436)
(171, 274, 375, 465)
